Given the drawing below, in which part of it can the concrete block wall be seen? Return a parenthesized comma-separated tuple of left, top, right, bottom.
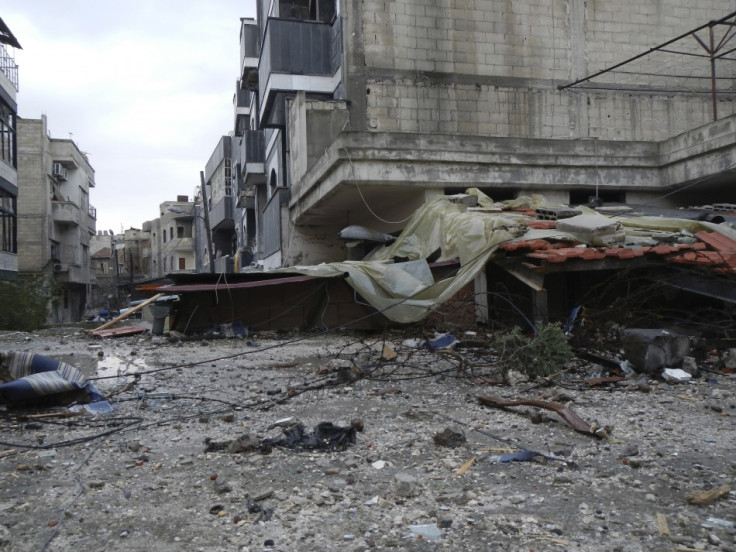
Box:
(16, 119, 50, 272)
(349, 0, 735, 142)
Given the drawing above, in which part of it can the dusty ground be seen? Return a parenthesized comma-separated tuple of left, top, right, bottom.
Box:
(0, 325, 734, 552)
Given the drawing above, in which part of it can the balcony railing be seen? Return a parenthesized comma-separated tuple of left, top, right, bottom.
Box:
(0, 44, 18, 92)
(258, 17, 342, 123)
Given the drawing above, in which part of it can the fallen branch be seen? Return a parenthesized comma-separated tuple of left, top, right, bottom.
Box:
(477, 395, 616, 441)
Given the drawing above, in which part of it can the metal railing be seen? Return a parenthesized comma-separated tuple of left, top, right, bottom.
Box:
(0, 45, 18, 91)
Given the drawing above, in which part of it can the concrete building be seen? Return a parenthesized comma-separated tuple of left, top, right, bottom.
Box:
(148, 196, 197, 278)
(232, 1, 736, 269)
(203, 139, 238, 272)
(89, 231, 116, 311)
(16, 115, 96, 323)
(0, 18, 21, 279)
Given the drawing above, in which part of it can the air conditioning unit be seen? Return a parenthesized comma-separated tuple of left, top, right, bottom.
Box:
(53, 263, 68, 272)
(52, 162, 68, 181)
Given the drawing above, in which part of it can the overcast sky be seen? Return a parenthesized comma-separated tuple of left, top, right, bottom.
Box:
(4, 1, 256, 234)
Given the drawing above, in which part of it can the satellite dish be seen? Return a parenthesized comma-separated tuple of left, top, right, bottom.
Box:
(109, 229, 115, 236)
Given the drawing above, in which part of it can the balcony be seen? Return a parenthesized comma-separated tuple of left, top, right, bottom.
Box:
(258, 17, 342, 126)
(52, 201, 81, 226)
(209, 195, 235, 231)
(0, 44, 18, 92)
(234, 86, 252, 136)
(240, 130, 266, 188)
(240, 18, 259, 91)
(168, 237, 194, 252)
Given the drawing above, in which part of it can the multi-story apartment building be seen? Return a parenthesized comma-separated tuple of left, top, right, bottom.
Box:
(231, 1, 736, 269)
(88, 231, 115, 310)
(0, 18, 20, 279)
(16, 115, 97, 323)
(148, 197, 197, 278)
(202, 139, 238, 272)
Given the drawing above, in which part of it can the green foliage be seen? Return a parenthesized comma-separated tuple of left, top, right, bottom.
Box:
(492, 322, 574, 380)
(0, 273, 55, 331)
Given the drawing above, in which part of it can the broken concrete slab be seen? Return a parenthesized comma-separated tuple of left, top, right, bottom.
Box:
(554, 214, 626, 246)
(621, 329, 690, 374)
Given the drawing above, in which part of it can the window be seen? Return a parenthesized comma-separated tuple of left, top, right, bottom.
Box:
(169, 227, 173, 240)
(177, 226, 184, 238)
(0, 100, 16, 167)
(0, 189, 16, 253)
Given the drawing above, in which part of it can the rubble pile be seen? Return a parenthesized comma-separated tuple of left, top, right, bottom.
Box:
(0, 325, 733, 552)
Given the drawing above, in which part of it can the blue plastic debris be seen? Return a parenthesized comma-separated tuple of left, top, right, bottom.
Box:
(498, 450, 541, 463)
(426, 333, 458, 351)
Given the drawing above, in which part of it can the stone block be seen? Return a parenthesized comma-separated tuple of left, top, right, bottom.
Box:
(621, 329, 690, 374)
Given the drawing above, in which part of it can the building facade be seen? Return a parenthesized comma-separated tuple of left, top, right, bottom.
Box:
(16, 115, 97, 323)
(0, 18, 21, 279)
(229, 1, 736, 269)
(148, 196, 197, 278)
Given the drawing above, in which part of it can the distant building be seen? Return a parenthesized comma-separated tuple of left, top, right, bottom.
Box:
(148, 196, 196, 278)
(16, 115, 97, 323)
(0, 17, 21, 279)
(89, 231, 117, 310)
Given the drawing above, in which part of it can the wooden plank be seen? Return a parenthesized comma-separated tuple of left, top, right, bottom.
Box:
(90, 293, 165, 333)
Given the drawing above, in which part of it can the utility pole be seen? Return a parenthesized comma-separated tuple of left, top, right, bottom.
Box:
(199, 171, 216, 274)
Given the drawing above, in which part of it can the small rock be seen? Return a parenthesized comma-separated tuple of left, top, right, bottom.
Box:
(253, 489, 274, 501)
(394, 472, 418, 498)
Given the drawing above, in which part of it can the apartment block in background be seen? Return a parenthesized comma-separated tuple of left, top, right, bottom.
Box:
(148, 196, 196, 278)
(16, 115, 96, 323)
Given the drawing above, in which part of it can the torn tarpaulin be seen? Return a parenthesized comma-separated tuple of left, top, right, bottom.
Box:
(0, 352, 104, 404)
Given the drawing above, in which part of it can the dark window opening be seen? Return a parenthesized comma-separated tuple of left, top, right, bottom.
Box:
(0, 189, 16, 253)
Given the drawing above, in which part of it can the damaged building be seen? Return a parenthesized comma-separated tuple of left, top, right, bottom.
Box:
(225, 1, 736, 270)
(164, 2, 736, 333)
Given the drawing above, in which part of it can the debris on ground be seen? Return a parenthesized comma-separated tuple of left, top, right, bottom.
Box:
(0, 322, 733, 552)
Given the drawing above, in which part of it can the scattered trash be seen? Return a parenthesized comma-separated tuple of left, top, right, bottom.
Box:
(401, 333, 458, 351)
(205, 321, 247, 338)
(432, 427, 466, 448)
(69, 400, 114, 415)
(662, 368, 692, 383)
(407, 523, 442, 542)
(498, 450, 541, 463)
(207, 420, 363, 454)
(704, 517, 734, 529)
(685, 484, 731, 506)
(426, 333, 458, 351)
(371, 460, 387, 470)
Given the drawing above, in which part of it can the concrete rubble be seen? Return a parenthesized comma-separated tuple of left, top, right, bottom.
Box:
(0, 324, 733, 552)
